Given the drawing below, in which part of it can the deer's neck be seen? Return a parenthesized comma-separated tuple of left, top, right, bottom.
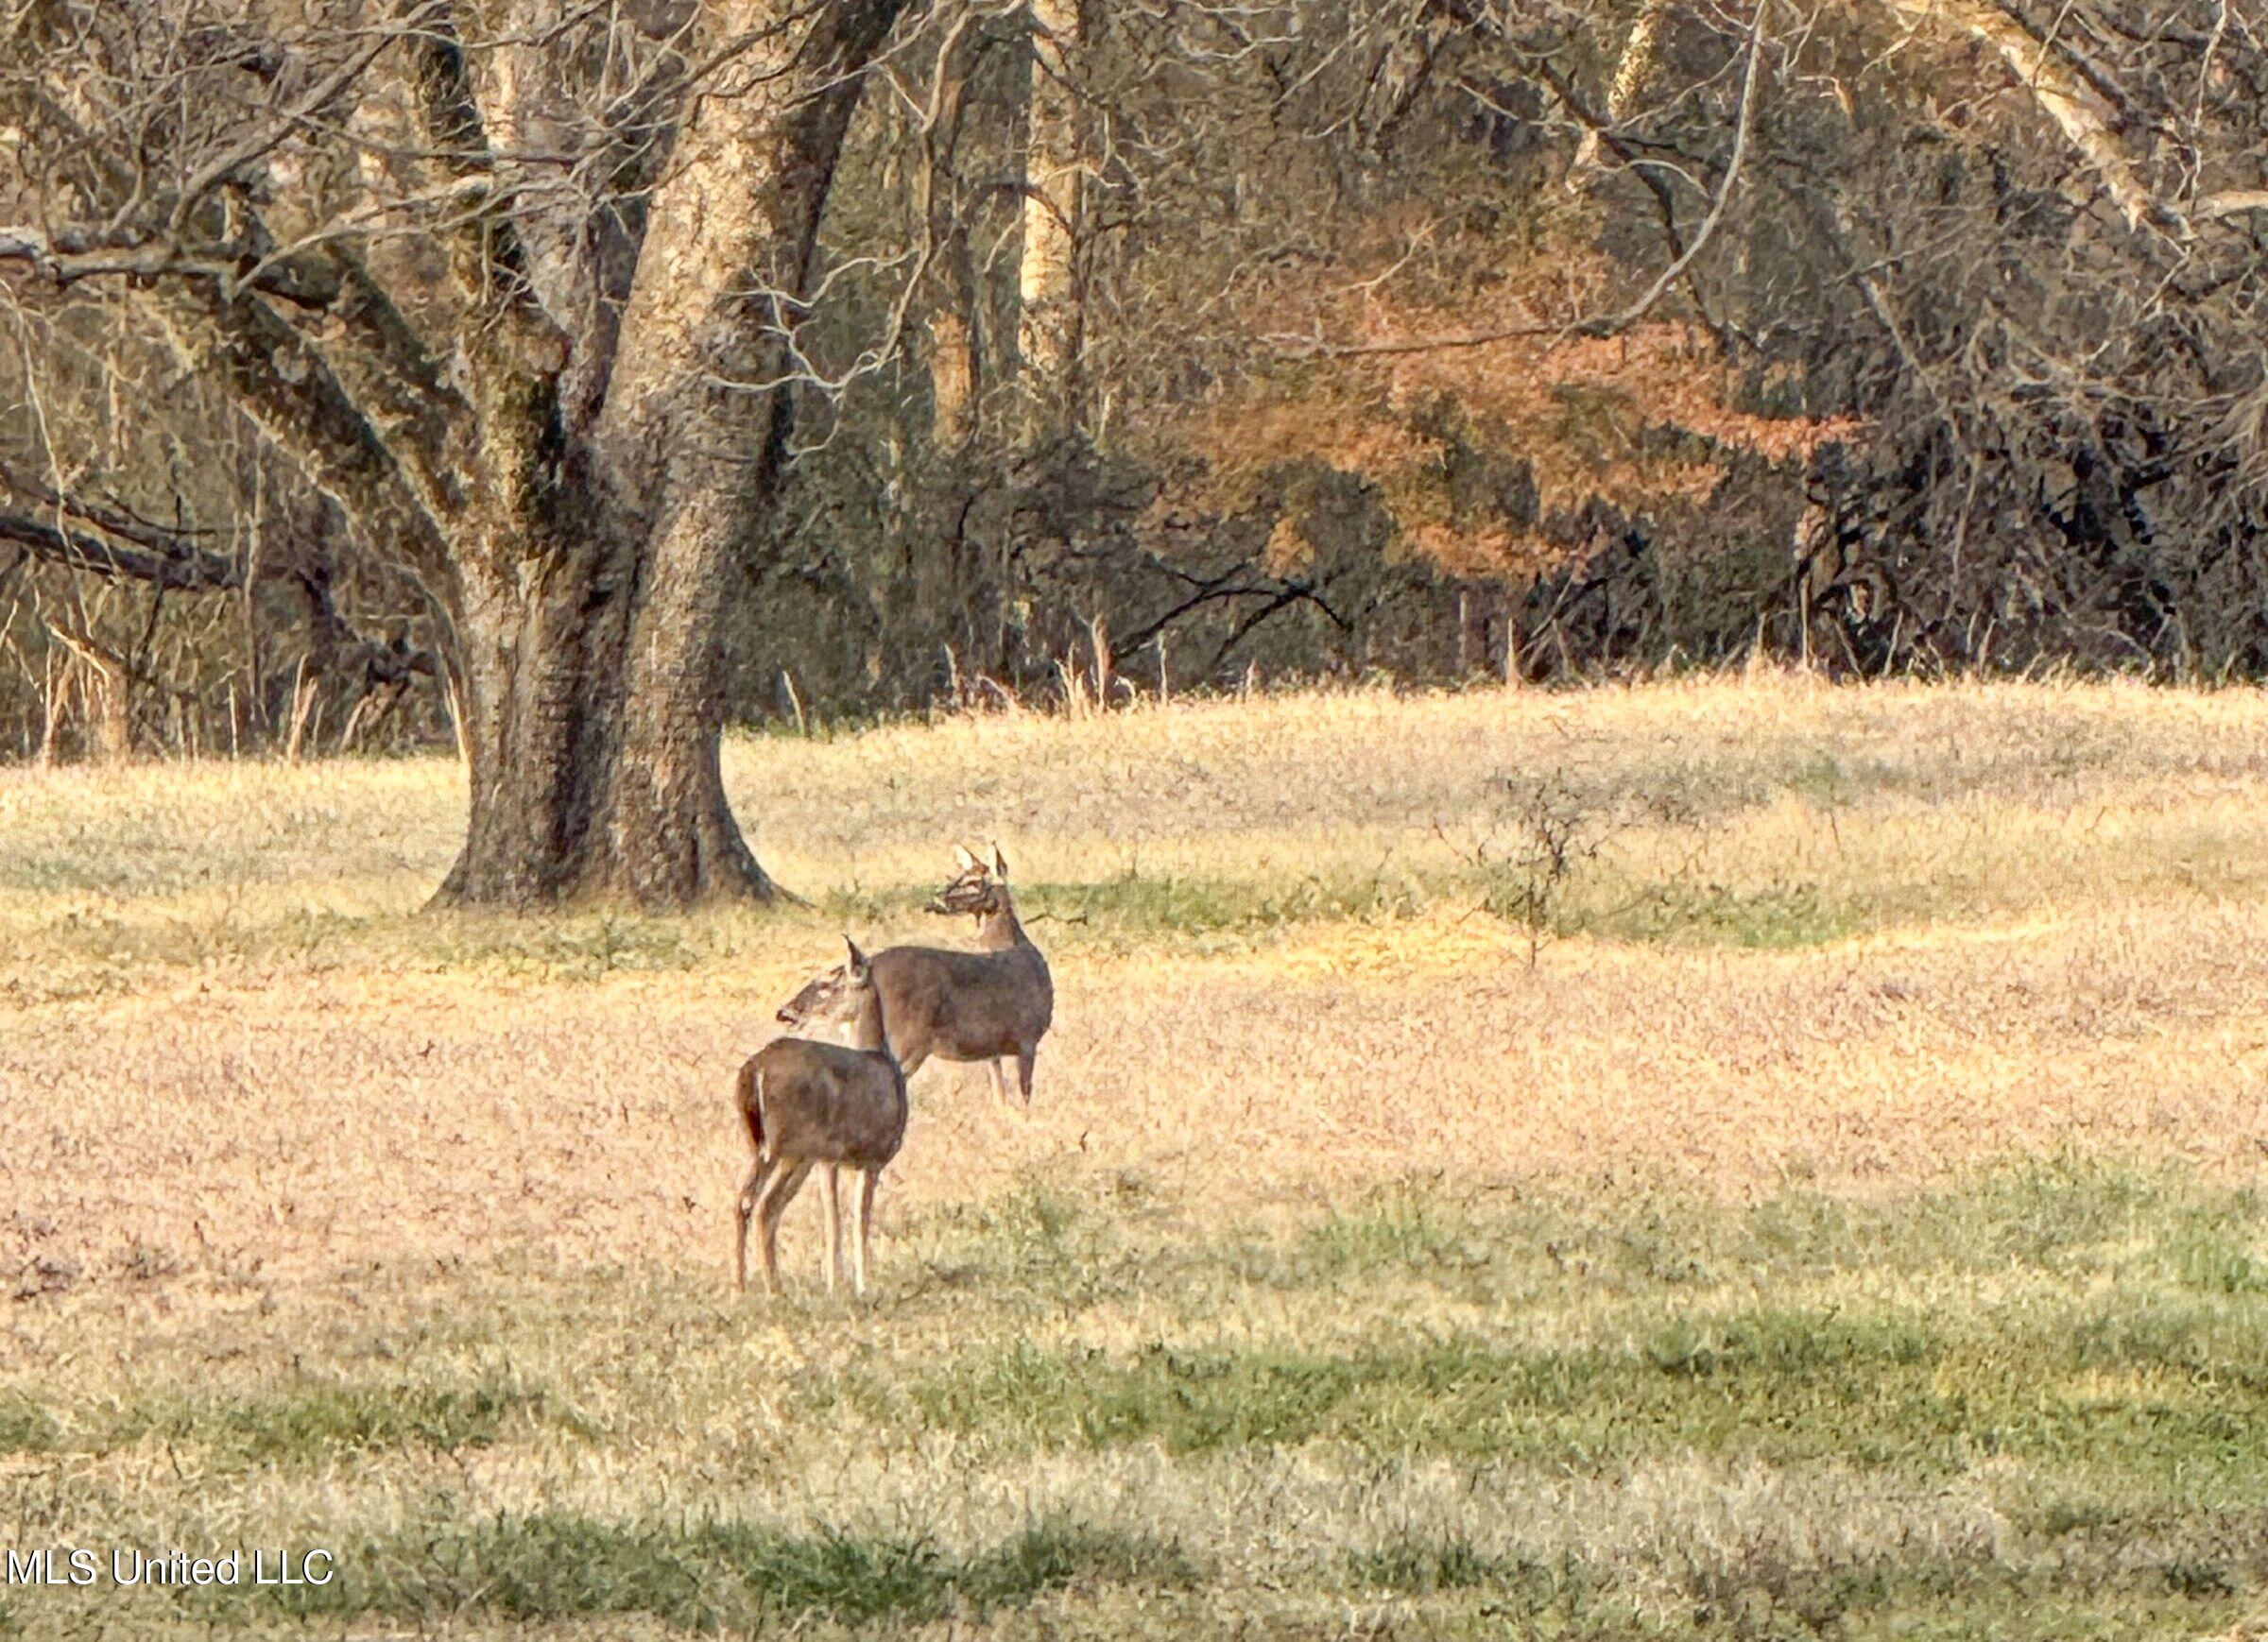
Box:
(850, 990, 893, 1060)
(974, 899, 1029, 950)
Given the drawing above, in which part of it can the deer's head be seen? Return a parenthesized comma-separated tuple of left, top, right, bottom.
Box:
(928, 842, 1011, 919)
(776, 937, 876, 1032)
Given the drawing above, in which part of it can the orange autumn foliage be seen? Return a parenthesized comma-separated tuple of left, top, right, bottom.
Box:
(1167, 234, 1856, 579)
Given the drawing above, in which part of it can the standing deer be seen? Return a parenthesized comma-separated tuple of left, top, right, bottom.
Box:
(777, 843, 1053, 1106)
(734, 937, 909, 1296)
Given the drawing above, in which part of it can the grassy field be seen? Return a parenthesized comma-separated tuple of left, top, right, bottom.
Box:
(3, 675, 2268, 1638)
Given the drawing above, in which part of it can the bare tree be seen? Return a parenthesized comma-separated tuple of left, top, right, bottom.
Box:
(0, 0, 909, 904)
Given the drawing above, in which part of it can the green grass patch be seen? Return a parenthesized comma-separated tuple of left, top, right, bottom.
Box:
(901, 1181, 1151, 1309)
(1340, 1532, 2259, 1639)
(230, 1511, 1194, 1630)
(824, 860, 1923, 953)
(1576, 878, 1883, 949)
(1297, 1184, 1489, 1276)
(903, 1315, 1943, 1465)
(20, 1163, 2268, 1638)
(1347, 1534, 1554, 1596)
(902, 1288, 2268, 1486)
(0, 1397, 60, 1454)
(1736, 1157, 2170, 1279)
(103, 1375, 554, 1466)
(1037, 871, 1425, 941)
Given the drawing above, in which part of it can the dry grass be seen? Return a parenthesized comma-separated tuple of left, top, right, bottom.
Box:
(3, 674, 2268, 1637)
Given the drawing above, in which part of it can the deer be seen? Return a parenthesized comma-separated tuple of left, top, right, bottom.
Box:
(776, 843, 1054, 1106)
(733, 937, 909, 1297)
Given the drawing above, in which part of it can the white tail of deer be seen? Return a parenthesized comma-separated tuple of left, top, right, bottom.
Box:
(734, 937, 909, 1295)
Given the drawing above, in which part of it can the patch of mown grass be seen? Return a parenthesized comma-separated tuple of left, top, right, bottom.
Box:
(901, 1180, 1149, 1310)
(0, 853, 147, 896)
(2169, 1232, 2268, 1295)
(0, 901, 770, 989)
(409, 911, 716, 979)
(957, 1517, 1202, 1606)
(906, 1316, 1919, 1463)
(1246, 1159, 2194, 1306)
(2157, 1194, 2268, 1296)
(228, 1511, 1194, 1631)
(1635, 1310, 1935, 1380)
(814, 881, 948, 927)
(875, 1166, 2268, 1496)
(103, 1375, 553, 1466)
(820, 858, 1944, 957)
(816, 868, 1437, 954)
(1679, 1562, 2253, 1642)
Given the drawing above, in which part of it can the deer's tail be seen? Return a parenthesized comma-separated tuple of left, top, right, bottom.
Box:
(736, 1060, 769, 1159)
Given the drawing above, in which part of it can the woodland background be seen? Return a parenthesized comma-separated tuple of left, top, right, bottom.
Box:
(1, 0, 2263, 767)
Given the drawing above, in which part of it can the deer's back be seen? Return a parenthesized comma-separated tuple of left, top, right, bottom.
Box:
(872, 943, 1053, 1060)
(745, 1037, 908, 1167)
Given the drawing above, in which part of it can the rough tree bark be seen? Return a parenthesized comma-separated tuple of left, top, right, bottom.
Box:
(928, 306, 978, 450)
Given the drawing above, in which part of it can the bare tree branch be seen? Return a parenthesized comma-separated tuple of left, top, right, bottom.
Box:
(1881, 0, 2184, 235)
(1273, 0, 1767, 359)
(0, 510, 239, 590)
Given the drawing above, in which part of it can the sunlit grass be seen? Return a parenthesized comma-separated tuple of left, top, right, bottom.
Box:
(3, 675, 2267, 1636)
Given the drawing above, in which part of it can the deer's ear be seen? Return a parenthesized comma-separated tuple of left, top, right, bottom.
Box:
(988, 842, 1009, 880)
(844, 935, 869, 973)
(954, 845, 978, 870)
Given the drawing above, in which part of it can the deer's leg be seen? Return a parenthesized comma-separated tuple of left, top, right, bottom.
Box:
(745, 1158, 793, 1294)
(819, 1166, 843, 1294)
(898, 1046, 930, 1079)
(733, 1158, 768, 1293)
(988, 1058, 1010, 1106)
(1016, 1046, 1037, 1106)
(851, 1169, 878, 1295)
(755, 1160, 813, 1294)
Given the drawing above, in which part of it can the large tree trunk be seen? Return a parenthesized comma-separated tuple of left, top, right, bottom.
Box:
(430, 0, 897, 909)
(435, 509, 776, 906)
(919, 24, 983, 454)
(1015, 0, 1085, 442)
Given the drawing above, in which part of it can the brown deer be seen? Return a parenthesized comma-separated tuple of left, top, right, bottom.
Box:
(777, 843, 1054, 1106)
(733, 937, 909, 1296)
